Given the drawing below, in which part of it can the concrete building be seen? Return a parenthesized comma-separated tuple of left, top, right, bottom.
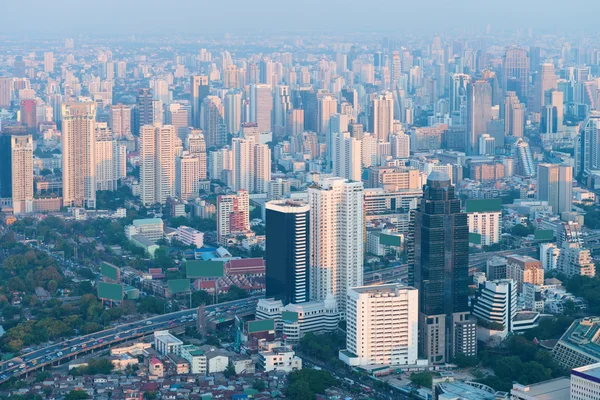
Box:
(180, 345, 207, 374)
(154, 331, 183, 356)
(175, 226, 204, 248)
(10, 134, 33, 214)
(308, 178, 364, 317)
(281, 300, 338, 345)
(125, 218, 164, 241)
(217, 190, 250, 244)
(537, 164, 573, 216)
(332, 132, 362, 182)
(340, 284, 418, 367)
(250, 84, 273, 133)
(140, 125, 176, 205)
(62, 102, 97, 208)
(553, 317, 600, 370)
(571, 362, 600, 400)
(506, 255, 544, 293)
(176, 153, 201, 201)
(486, 257, 508, 281)
(258, 345, 302, 373)
(109, 104, 132, 139)
(472, 279, 518, 333)
(466, 199, 501, 246)
(231, 137, 271, 193)
(511, 378, 570, 400)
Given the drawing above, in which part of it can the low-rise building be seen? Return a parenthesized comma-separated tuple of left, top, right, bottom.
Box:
(154, 330, 183, 356)
(110, 354, 139, 371)
(175, 225, 204, 248)
(149, 357, 164, 377)
(571, 362, 600, 400)
(258, 345, 302, 373)
(511, 377, 571, 400)
(553, 317, 600, 370)
(180, 345, 207, 374)
(206, 349, 228, 374)
(125, 218, 164, 241)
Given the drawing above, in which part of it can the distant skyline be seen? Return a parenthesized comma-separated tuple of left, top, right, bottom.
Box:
(1, 0, 599, 36)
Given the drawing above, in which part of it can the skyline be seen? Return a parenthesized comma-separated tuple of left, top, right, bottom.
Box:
(1, 0, 599, 36)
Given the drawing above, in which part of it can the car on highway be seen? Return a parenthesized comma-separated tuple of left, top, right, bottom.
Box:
(146, 321, 153, 325)
(98, 339, 104, 343)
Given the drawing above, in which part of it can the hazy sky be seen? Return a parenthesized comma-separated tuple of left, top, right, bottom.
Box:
(1, 0, 598, 36)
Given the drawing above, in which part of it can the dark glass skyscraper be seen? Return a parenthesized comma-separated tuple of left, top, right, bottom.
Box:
(408, 171, 471, 364)
(265, 200, 310, 305)
(134, 88, 154, 136)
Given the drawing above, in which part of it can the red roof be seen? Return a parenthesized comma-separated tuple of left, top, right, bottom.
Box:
(150, 358, 162, 365)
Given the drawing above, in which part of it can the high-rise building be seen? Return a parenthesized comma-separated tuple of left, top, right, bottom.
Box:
(43, 52, 54, 73)
(191, 75, 209, 128)
(20, 99, 37, 132)
(466, 199, 502, 246)
(0, 77, 12, 108)
(408, 171, 471, 363)
(265, 200, 310, 305)
(340, 284, 418, 367)
(579, 112, 600, 177)
(317, 95, 337, 136)
(152, 78, 170, 106)
(176, 154, 201, 201)
(11, 133, 33, 214)
(504, 91, 524, 138)
(390, 132, 410, 158)
(369, 92, 394, 143)
(230, 136, 271, 193)
(201, 96, 226, 148)
(537, 163, 573, 216)
(308, 178, 364, 317)
(534, 63, 558, 111)
(286, 109, 305, 136)
(224, 90, 242, 135)
(217, 190, 250, 244)
(135, 88, 154, 135)
(503, 46, 530, 103)
(466, 80, 492, 155)
(250, 84, 273, 133)
(109, 104, 132, 139)
(514, 138, 535, 177)
(450, 74, 471, 113)
(273, 85, 291, 136)
(62, 102, 97, 208)
(139, 125, 176, 205)
(95, 123, 124, 191)
(186, 130, 207, 180)
(332, 132, 362, 181)
(506, 255, 544, 293)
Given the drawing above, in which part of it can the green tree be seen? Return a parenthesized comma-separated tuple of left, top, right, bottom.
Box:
(65, 390, 90, 400)
(252, 380, 266, 391)
(143, 392, 158, 400)
(286, 380, 315, 400)
(454, 353, 479, 368)
(520, 361, 551, 384)
(409, 372, 434, 388)
(495, 356, 523, 380)
(223, 363, 237, 379)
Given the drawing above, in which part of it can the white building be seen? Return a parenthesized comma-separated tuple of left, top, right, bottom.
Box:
(557, 243, 596, 278)
(180, 345, 207, 374)
(95, 124, 126, 192)
(472, 279, 517, 333)
(281, 299, 338, 345)
(217, 190, 250, 243)
(140, 124, 176, 205)
(125, 218, 164, 241)
(333, 132, 362, 182)
(231, 137, 271, 193)
(11, 134, 34, 214)
(258, 345, 302, 373)
(256, 298, 284, 330)
(176, 153, 201, 200)
(340, 284, 418, 367)
(540, 243, 561, 271)
(572, 362, 600, 400)
(466, 199, 502, 246)
(390, 131, 410, 159)
(206, 349, 229, 373)
(154, 331, 183, 356)
(308, 178, 364, 317)
(175, 225, 204, 248)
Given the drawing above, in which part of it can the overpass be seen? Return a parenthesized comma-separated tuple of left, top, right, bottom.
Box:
(0, 296, 261, 384)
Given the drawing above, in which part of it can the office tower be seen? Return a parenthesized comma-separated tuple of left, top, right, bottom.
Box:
(541, 105, 558, 134)
(341, 284, 418, 367)
(223, 65, 238, 89)
(135, 88, 154, 135)
(109, 104, 132, 139)
(20, 99, 37, 132)
(537, 163, 573, 216)
(318, 95, 337, 135)
(217, 190, 250, 243)
(116, 61, 126, 79)
(409, 171, 470, 363)
(478, 134, 495, 155)
(466, 80, 492, 155)
(504, 91, 524, 138)
(551, 90, 564, 130)
(286, 109, 304, 136)
(472, 280, 517, 333)
(534, 63, 558, 111)
(250, 84, 273, 133)
(186, 130, 207, 180)
(530, 46, 541, 72)
(139, 125, 176, 205)
(231, 137, 271, 193)
(260, 58, 273, 86)
(95, 124, 122, 191)
(208, 147, 232, 181)
(176, 154, 201, 200)
(348, 122, 364, 140)
(328, 113, 350, 164)
(273, 85, 291, 136)
(0, 77, 12, 108)
(360, 63, 375, 84)
(152, 78, 170, 106)
(391, 51, 402, 87)
(308, 178, 364, 317)
(165, 103, 189, 133)
(62, 103, 97, 208)
(369, 92, 394, 142)
(579, 113, 600, 177)
(333, 132, 362, 181)
(13, 56, 26, 78)
(503, 46, 530, 102)
(514, 139, 535, 177)
(265, 200, 310, 305)
(201, 96, 226, 147)
(11, 134, 33, 214)
(190, 75, 209, 128)
(43, 52, 54, 73)
(450, 74, 470, 113)
(224, 91, 242, 135)
(390, 132, 410, 158)
(152, 100, 163, 126)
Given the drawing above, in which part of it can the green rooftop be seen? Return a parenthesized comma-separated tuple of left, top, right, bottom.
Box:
(282, 311, 298, 323)
(247, 319, 275, 333)
(168, 279, 191, 294)
(186, 260, 224, 278)
(534, 229, 554, 241)
(469, 232, 482, 245)
(466, 199, 502, 213)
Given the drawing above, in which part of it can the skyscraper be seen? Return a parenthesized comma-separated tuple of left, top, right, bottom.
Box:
(466, 80, 492, 155)
(250, 84, 273, 133)
(308, 178, 364, 317)
(20, 99, 37, 132)
(95, 123, 124, 191)
(43, 52, 54, 73)
(231, 137, 271, 193)
(176, 154, 201, 200)
(186, 130, 207, 180)
(504, 91, 524, 138)
(317, 95, 337, 135)
(0, 77, 12, 109)
(224, 90, 242, 135)
(537, 163, 573, 216)
(534, 63, 558, 111)
(265, 200, 310, 305)
(62, 102, 97, 208)
(135, 88, 154, 135)
(201, 96, 226, 148)
(139, 125, 176, 205)
(11, 133, 33, 214)
(409, 171, 471, 363)
(332, 132, 362, 181)
(273, 85, 292, 136)
(109, 104, 132, 139)
(503, 46, 530, 103)
(369, 92, 394, 143)
(217, 190, 250, 244)
(191, 75, 209, 128)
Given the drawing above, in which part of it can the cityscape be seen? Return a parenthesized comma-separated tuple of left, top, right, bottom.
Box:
(2, 2, 600, 400)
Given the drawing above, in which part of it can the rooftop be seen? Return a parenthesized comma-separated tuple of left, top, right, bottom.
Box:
(438, 381, 506, 400)
(511, 377, 570, 400)
(132, 218, 163, 227)
(350, 283, 417, 295)
(558, 317, 600, 360)
(572, 362, 600, 383)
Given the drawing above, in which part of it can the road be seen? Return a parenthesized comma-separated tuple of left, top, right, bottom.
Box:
(0, 296, 260, 383)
